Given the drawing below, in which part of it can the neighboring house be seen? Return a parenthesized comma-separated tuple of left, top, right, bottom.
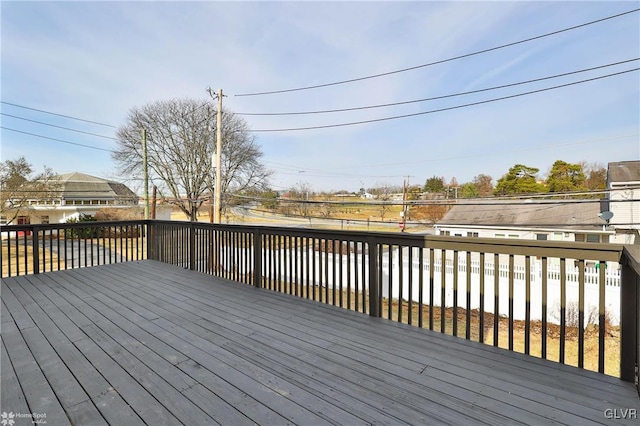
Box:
(1, 172, 140, 226)
(605, 160, 640, 245)
(435, 200, 612, 243)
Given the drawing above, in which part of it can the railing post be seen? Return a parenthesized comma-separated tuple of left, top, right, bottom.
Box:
(253, 229, 262, 288)
(368, 237, 380, 317)
(620, 249, 639, 385)
(189, 222, 196, 271)
(32, 225, 40, 274)
(146, 221, 154, 260)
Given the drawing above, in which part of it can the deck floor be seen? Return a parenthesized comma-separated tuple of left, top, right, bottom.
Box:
(1, 260, 638, 425)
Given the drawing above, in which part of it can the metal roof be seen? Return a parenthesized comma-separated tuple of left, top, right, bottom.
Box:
(55, 172, 138, 200)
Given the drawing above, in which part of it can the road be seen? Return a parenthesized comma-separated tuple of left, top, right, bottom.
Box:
(229, 205, 422, 232)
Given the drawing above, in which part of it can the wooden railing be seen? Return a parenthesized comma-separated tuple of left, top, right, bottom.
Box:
(2, 220, 639, 390)
(1, 221, 147, 276)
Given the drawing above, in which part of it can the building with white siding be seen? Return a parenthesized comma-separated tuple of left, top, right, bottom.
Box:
(605, 160, 640, 244)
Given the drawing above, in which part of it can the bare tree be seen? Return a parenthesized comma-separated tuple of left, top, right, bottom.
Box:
(371, 183, 395, 221)
(579, 161, 607, 194)
(411, 202, 450, 225)
(0, 157, 58, 224)
(473, 174, 494, 197)
(113, 98, 271, 221)
(287, 182, 313, 217)
(317, 193, 335, 218)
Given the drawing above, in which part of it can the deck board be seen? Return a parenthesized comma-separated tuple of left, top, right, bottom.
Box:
(2, 260, 639, 425)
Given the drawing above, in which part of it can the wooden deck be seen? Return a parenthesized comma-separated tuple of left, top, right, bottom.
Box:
(1, 260, 638, 425)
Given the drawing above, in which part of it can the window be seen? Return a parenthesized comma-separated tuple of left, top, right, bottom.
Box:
(467, 232, 479, 237)
(586, 234, 601, 243)
(40, 216, 49, 224)
(508, 234, 519, 239)
(0, 216, 6, 225)
(536, 234, 548, 241)
(495, 233, 505, 238)
(441, 230, 451, 236)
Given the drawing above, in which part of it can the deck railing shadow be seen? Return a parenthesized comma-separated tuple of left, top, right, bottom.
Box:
(2, 220, 639, 394)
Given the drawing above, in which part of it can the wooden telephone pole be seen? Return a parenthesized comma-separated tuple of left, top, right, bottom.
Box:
(401, 175, 413, 232)
(142, 128, 149, 220)
(208, 88, 224, 224)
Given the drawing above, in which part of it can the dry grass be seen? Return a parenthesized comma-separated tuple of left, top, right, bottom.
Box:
(2, 241, 65, 277)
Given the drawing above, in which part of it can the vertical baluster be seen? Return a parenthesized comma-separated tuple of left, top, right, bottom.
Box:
(324, 239, 330, 304)
(560, 258, 566, 363)
(453, 250, 458, 336)
(479, 252, 485, 343)
(408, 247, 413, 326)
(347, 240, 352, 309)
(525, 256, 531, 355)
(339, 240, 344, 308)
(398, 246, 404, 323)
(429, 248, 434, 331)
(418, 247, 424, 328)
(388, 245, 394, 320)
(578, 259, 585, 368)
(312, 237, 317, 301)
(509, 254, 515, 351)
(598, 261, 606, 374)
(7, 231, 12, 277)
(57, 228, 61, 271)
(466, 251, 471, 340)
(493, 253, 499, 347)
(542, 257, 548, 359)
(440, 249, 446, 334)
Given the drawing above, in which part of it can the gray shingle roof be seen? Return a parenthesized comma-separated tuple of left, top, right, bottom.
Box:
(437, 201, 602, 230)
(608, 161, 640, 184)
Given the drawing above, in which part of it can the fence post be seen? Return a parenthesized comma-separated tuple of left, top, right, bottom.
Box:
(253, 229, 262, 288)
(189, 222, 196, 271)
(32, 225, 40, 274)
(368, 237, 380, 317)
(146, 221, 154, 261)
(620, 249, 639, 384)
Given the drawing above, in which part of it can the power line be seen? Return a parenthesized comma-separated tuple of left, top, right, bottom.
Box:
(0, 127, 114, 153)
(303, 134, 639, 172)
(261, 134, 636, 181)
(237, 58, 639, 116)
(235, 8, 640, 97)
(233, 185, 640, 205)
(249, 68, 639, 132)
(1, 113, 118, 140)
(0, 101, 117, 128)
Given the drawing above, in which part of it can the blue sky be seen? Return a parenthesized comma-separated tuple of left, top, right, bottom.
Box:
(2, 1, 639, 193)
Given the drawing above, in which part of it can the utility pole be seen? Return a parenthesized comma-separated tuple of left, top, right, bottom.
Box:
(142, 128, 149, 220)
(212, 88, 223, 224)
(151, 185, 157, 219)
(401, 175, 412, 232)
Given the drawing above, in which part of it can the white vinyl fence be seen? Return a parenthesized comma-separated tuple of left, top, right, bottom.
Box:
(217, 246, 622, 325)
